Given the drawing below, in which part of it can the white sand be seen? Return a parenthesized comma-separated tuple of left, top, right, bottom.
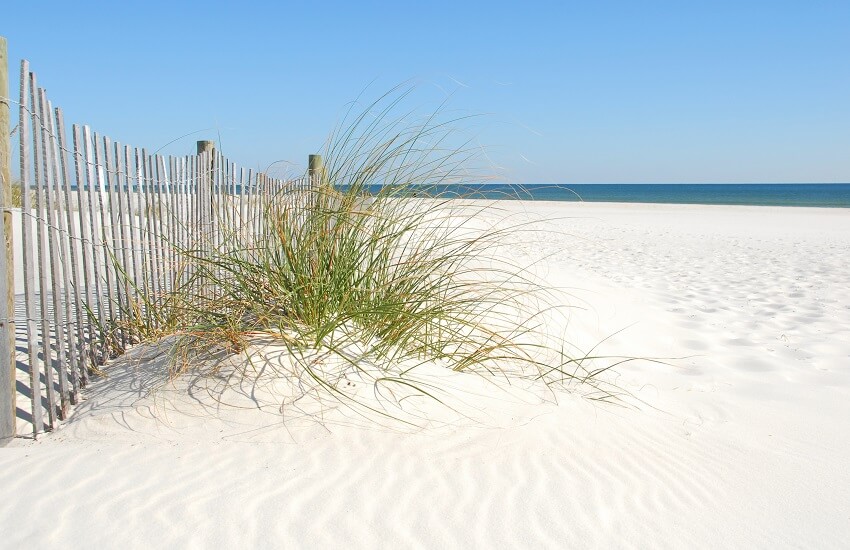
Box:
(3, 202, 849, 548)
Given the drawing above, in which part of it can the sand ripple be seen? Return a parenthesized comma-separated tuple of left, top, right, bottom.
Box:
(4, 203, 849, 548)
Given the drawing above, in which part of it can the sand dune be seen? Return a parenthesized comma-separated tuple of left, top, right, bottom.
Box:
(3, 202, 849, 548)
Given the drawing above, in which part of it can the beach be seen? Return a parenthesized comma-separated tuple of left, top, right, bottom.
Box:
(3, 201, 849, 548)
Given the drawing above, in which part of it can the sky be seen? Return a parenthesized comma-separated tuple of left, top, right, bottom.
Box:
(4, 0, 849, 183)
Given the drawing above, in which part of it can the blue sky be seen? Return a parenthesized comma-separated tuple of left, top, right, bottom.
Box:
(4, 0, 849, 183)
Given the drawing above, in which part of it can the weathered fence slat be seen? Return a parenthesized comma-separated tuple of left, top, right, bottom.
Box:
(93, 132, 116, 350)
(30, 75, 57, 426)
(72, 124, 94, 385)
(154, 155, 168, 298)
(40, 92, 71, 414)
(167, 156, 178, 293)
(125, 146, 141, 322)
(51, 107, 80, 402)
(133, 148, 149, 314)
(113, 142, 133, 344)
(103, 136, 126, 351)
(141, 150, 160, 311)
(83, 126, 106, 365)
(18, 62, 45, 434)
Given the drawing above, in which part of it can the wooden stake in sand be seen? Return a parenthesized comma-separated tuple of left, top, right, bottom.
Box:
(20, 61, 45, 435)
(0, 36, 15, 445)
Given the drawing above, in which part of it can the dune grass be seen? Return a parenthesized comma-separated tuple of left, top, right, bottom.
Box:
(114, 88, 624, 422)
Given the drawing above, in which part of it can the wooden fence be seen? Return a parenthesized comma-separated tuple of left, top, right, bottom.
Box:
(1, 58, 315, 440)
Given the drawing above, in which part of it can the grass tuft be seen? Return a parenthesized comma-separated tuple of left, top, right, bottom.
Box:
(114, 87, 626, 423)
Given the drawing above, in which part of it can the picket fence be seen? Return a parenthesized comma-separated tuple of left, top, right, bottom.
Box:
(4, 59, 315, 438)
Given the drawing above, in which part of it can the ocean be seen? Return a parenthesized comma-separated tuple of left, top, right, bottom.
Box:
(366, 183, 850, 208)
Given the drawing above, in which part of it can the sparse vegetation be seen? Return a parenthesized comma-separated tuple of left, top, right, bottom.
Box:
(8, 181, 24, 208)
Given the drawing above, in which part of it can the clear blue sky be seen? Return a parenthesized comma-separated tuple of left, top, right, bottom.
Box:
(4, 0, 849, 183)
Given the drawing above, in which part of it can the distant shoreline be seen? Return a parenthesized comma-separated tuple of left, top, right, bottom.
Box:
(356, 182, 850, 208)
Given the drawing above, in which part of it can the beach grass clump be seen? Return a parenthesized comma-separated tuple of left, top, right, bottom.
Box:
(118, 88, 621, 419)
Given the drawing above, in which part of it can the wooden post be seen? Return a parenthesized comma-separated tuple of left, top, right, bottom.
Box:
(196, 140, 214, 156)
(0, 36, 15, 445)
(308, 154, 323, 181)
(0, 36, 16, 445)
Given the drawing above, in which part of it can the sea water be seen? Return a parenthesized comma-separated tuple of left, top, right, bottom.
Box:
(364, 183, 850, 208)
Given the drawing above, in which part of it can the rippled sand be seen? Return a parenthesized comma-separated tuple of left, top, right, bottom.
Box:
(4, 202, 849, 548)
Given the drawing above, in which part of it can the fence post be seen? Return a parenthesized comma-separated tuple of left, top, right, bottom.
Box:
(197, 140, 215, 156)
(308, 154, 323, 185)
(308, 154, 322, 175)
(197, 141, 215, 194)
(0, 36, 15, 445)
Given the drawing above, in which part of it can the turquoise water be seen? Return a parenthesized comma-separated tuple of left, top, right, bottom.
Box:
(366, 183, 850, 208)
